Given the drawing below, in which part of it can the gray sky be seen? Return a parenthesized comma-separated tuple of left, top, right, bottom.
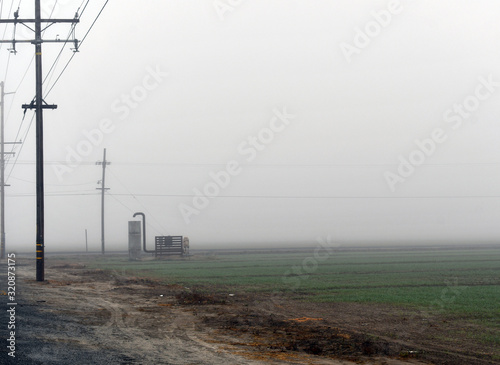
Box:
(1, 0, 500, 252)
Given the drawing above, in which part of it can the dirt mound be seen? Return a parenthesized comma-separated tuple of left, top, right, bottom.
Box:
(176, 291, 228, 305)
(203, 310, 403, 361)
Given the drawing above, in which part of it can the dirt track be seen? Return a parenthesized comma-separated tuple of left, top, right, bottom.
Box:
(0, 257, 496, 364)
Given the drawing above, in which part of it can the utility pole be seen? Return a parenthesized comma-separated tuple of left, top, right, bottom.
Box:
(0, 82, 18, 260)
(0, 2, 79, 280)
(96, 148, 110, 254)
(0, 82, 5, 261)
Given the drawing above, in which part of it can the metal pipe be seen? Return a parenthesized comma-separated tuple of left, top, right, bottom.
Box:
(133, 212, 154, 253)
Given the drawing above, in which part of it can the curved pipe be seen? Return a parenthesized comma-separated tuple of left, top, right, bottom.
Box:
(133, 212, 154, 253)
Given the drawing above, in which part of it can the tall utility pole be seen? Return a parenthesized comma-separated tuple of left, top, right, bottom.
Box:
(0, 2, 79, 280)
(0, 82, 18, 260)
(96, 148, 110, 254)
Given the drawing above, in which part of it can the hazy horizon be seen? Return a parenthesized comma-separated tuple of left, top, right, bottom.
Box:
(1, 1, 499, 253)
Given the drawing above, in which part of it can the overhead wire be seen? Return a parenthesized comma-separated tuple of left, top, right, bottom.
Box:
(4, 2, 499, 207)
(4, 0, 60, 170)
(42, 0, 91, 88)
(7, 191, 500, 200)
(107, 192, 169, 237)
(45, 0, 110, 98)
(3, 2, 35, 125)
(8, 191, 99, 197)
(2, 50, 11, 82)
(107, 166, 168, 235)
(7, 174, 96, 186)
(6, 111, 33, 182)
(0, 0, 14, 82)
(107, 194, 500, 200)
(107, 193, 135, 214)
(5, 0, 107, 179)
(107, 193, 168, 236)
(0, 0, 15, 53)
(8, 160, 500, 167)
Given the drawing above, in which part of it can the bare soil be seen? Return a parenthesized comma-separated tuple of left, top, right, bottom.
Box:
(2, 257, 497, 364)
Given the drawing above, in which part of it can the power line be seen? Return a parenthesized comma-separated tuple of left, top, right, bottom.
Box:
(0, 0, 14, 53)
(5, 111, 33, 183)
(108, 192, 134, 213)
(7, 175, 95, 186)
(4, 73, 31, 171)
(41, 0, 88, 88)
(45, 0, 110, 98)
(0, 1, 80, 282)
(8, 192, 98, 197)
(7, 193, 500, 200)
(3, 0, 65, 174)
(108, 192, 165, 236)
(103, 193, 500, 199)
(6, 161, 500, 167)
(108, 166, 169, 234)
(2, 0, 92, 184)
(3, 55, 33, 128)
(2, 0, 57, 82)
(1, 81, 20, 259)
(2, 49, 11, 82)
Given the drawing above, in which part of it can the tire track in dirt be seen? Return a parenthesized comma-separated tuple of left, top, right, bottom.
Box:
(8, 258, 450, 365)
(14, 260, 356, 365)
(89, 294, 241, 365)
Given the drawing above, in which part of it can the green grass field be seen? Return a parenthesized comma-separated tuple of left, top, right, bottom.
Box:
(81, 245, 500, 325)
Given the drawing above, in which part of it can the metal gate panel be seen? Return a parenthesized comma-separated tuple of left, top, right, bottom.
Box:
(155, 236, 184, 257)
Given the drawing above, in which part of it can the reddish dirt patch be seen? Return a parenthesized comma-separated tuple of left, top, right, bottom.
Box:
(195, 293, 498, 364)
(202, 304, 401, 361)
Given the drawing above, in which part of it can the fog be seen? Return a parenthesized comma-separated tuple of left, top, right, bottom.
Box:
(1, 0, 500, 252)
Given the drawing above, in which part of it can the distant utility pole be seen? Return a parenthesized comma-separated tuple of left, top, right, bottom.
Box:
(0, 2, 79, 280)
(96, 148, 110, 254)
(0, 82, 19, 260)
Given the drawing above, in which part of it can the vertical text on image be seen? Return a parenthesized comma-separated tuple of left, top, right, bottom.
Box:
(6, 253, 16, 358)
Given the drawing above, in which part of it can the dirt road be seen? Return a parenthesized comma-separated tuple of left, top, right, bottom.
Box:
(2, 259, 273, 364)
(0, 257, 482, 364)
